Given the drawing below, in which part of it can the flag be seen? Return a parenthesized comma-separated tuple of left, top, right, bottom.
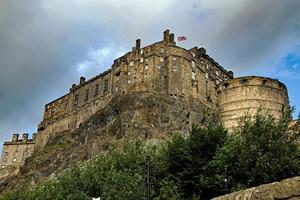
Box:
(177, 36, 187, 41)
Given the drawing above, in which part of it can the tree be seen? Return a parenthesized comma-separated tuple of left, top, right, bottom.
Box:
(201, 110, 300, 198)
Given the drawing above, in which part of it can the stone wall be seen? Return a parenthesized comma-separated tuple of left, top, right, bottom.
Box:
(34, 29, 233, 151)
(213, 176, 300, 200)
(0, 134, 35, 169)
(218, 76, 289, 131)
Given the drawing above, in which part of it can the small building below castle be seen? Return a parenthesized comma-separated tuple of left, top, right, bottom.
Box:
(0, 133, 35, 170)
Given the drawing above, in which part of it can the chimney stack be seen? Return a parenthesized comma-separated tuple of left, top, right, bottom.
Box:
(163, 29, 170, 43)
(22, 133, 28, 142)
(136, 39, 141, 50)
(12, 134, 19, 142)
(80, 77, 86, 84)
(169, 33, 175, 45)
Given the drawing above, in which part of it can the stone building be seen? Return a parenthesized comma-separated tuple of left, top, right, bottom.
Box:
(34, 29, 233, 151)
(0, 133, 35, 169)
(0, 30, 293, 170)
(219, 76, 289, 130)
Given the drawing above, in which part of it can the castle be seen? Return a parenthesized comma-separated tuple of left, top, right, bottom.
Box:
(0, 30, 290, 173)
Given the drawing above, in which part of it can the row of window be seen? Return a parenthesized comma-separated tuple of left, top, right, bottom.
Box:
(73, 80, 109, 107)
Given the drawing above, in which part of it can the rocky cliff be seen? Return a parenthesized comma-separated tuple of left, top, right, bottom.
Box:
(0, 92, 215, 196)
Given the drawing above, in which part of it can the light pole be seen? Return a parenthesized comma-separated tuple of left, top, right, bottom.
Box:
(146, 155, 151, 200)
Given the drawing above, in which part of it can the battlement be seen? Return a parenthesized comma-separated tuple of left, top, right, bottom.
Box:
(219, 76, 287, 92)
(3, 133, 35, 145)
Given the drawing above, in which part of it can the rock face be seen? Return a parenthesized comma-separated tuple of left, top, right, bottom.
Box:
(213, 176, 300, 200)
(0, 92, 215, 196)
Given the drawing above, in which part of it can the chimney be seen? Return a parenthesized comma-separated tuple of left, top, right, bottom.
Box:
(163, 29, 170, 43)
(136, 39, 141, 50)
(22, 133, 28, 142)
(12, 134, 19, 142)
(199, 47, 206, 55)
(169, 33, 175, 45)
(80, 77, 86, 84)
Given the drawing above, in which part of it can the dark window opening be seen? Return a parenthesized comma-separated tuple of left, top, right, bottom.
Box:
(84, 89, 89, 102)
(103, 79, 109, 92)
(241, 79, 248, 84)
(262, 80, 267, 85)
(73, 94, 79, 107)
(94, 84, 99, 96)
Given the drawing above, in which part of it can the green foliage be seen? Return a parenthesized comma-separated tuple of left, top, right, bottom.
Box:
(164, 126, 227, 199)
(2, 111, 299, 200)
(200, 110, 300, 198)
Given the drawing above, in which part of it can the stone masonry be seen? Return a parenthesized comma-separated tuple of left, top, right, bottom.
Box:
(0, 30, 292, 172)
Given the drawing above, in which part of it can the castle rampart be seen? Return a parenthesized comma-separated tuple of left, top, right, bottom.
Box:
(218, 76, 289, 130)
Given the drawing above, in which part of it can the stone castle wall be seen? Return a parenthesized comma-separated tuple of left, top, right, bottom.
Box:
(219, 76, 289, 130)
(34, 30, 233, 151)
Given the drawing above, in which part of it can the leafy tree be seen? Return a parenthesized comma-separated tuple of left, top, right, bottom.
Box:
(165, 125, 227, 199)
(201, 110, 300, 198)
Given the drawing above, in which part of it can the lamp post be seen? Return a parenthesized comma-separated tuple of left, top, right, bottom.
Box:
(146, 155, 151, 200)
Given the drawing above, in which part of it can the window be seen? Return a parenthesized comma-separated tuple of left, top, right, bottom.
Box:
(205, 72, 209, 79)
(173, 65, 177, 72)
(160, 57, 164, 62)
(103, 79, 109, 92)
(160, 48, 164, 53)
(192, 72, 196, 80)
(128, 79, 131, 84)
(129, 61, 134, 66)
(94, 84, 99, 96)
(191, 52, 195, 57)
(115, 72, 121, 81)
(128, 72, 131, 75)
(74, 94, 79, 107)
(206, 64, 209, 70)
(140, 49, 144, 54)
(13, 158, 17, 162)
(215, 71, 219, 76)
(191, 60, 196, 68)
(173, 57, 177, 61)
(157, 65, 161, 69)
(206, 80, 209, 93)
(84, 89, 89, 102)
(140, 57, 144, 63)
(115, 87, 118, 92)
(216, 80, 220, 85)
(145, 58, 148, 62)
(145, 65, 149, 70)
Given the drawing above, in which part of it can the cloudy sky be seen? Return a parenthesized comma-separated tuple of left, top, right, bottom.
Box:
(0, 0, 300, 148)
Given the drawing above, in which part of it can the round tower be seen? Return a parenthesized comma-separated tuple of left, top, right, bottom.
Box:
(218, 76, 289, 131)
